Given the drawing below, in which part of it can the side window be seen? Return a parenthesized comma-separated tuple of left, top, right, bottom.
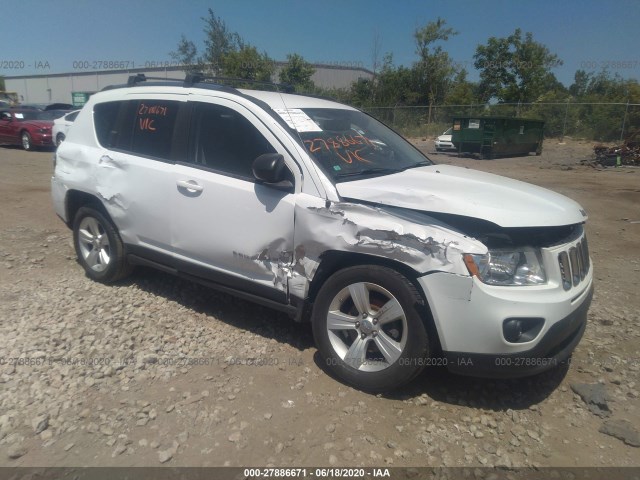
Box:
(189, 102, 277, 179)
(67, 111, 79, 122)
(131, 101, 180, 160)
(94, 101, 131, 149)
(94, 100, 183, 161)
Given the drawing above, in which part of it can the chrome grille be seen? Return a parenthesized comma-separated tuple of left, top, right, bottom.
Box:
(559, 237, 590, 290)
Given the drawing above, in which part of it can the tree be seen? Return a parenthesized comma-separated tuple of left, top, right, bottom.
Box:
(170, 35, 201, 72)
(567, 69, 638, 140)
(223, 46, 275, 82)
(413, 18, 459, 120)
(568, 69, 590, 97)
(171, 9, 277, 82)
(0, 76, 5, 91)
(278, 54, 315, 91)
(474, 28, 563, 103)
(445, 69, 477, 106)
(368, 53, 423, 107)
(200, 8, 244, 72)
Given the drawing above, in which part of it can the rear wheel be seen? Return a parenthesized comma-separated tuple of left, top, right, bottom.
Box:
(21, 131, 32, 151)
(312, 265, 431, 392)
(56, 132, 65, 146)
(73, 207, 132, 283)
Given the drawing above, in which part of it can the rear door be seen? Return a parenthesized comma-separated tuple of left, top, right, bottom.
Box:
(92, 97, 189, 261)
(171, 96, 298, 302)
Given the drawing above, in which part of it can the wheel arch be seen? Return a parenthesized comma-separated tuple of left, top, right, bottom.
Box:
(306, 250, 443, 354)
(65, 189, 110, 228)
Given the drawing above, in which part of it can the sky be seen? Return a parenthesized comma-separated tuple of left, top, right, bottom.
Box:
(2, 0, 640, 87)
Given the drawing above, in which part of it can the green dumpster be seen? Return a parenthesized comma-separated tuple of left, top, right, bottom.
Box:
(451, 116, 544, 159)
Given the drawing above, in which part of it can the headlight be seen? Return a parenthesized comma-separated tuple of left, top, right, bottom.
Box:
(463, 249, 546, 286)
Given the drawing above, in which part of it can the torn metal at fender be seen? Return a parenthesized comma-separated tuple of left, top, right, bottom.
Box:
(252, 195, 487, 301)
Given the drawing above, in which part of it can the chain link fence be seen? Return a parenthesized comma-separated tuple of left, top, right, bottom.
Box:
(364, 102, 640, 143)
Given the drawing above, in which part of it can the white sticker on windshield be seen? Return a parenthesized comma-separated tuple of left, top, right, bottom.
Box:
(274, 108, 322, 132)
(15, 113, 24, 119)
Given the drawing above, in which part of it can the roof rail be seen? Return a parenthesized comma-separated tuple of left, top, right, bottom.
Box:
(126, 73, 184, 86)
(106, 73, 295, 95)
(183, 72, 294, 93)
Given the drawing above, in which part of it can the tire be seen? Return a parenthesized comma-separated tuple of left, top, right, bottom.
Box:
(56, 133, 65, 147)
(21, 131, 32, 151)
(312, 265, 431, 392)
(72, 206, 132, 283)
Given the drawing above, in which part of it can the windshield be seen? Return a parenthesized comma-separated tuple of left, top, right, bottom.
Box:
(293, 108, 433, 181)
(443, 127, 452, 135)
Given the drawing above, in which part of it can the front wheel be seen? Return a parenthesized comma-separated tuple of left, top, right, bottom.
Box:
(73, 206, 132, 283)
(312, 265, 431, 392)
(21, 131, 33, 151)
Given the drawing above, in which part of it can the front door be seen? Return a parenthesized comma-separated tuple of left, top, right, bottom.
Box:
(171, 97, 297, 302)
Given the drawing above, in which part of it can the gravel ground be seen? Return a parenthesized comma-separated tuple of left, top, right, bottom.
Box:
(0, 139, 639, 467)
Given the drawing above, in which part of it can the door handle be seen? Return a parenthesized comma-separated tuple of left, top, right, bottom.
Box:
(177, 179, 204, 192)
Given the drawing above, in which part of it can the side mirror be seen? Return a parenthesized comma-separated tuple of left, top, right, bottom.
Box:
(252, 153, 293, 191)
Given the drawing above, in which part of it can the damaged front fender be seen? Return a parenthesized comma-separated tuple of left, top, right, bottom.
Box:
(284, 194, 487, 300)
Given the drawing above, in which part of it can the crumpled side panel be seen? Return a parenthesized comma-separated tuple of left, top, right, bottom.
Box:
(95, 155, 131, 212)
(285, 194, 487, 299)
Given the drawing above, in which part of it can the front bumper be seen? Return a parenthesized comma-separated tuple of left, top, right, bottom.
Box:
(32, 132, 53, 146)
(435, 141, 454, 150)
(445, 284, 592, 378)
(416, 233, 594, 378)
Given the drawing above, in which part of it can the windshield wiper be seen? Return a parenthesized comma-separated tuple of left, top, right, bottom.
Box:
(398, 160, 433, 171)
(334, 167, 401, 178)
(335, 161, 432, 178)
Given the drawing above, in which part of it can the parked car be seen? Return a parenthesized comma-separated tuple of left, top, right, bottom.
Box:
(52, 110, 80, 146)
(11, 103, 48, 110)
(435, 127, 455, 151)
(45, 103, 75, 111)
(0, 109, 55, 150)
(51, 74, 593, 392)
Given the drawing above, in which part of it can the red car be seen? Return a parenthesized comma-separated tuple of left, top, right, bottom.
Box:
(0, 109, 57, 150)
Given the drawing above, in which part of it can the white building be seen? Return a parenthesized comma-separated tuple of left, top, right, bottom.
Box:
(4, 64, 373, 106)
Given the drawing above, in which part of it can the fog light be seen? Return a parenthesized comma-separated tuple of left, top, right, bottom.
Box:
(502, 317, 544, 343)
(503, 319, 523, 342)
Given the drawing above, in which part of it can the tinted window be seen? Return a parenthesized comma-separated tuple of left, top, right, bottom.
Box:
(131, 101, 179, 159)
(94, 101, 126, 148)
(189, 103, 276, 179)
(94, 100, 182, 161)
(67, 111, 79, 122)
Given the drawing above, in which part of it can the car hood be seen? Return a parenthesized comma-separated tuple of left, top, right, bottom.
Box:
(335, 164, 587, 228)
(437, 135, 452, 141)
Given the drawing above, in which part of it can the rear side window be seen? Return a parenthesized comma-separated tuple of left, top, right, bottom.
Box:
(94, 101, 132, 150)
(131, 101, 180, 159)
(94, 100, 183, 161)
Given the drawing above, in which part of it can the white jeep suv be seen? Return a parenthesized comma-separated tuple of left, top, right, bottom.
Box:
(51, 74, 593, 392)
